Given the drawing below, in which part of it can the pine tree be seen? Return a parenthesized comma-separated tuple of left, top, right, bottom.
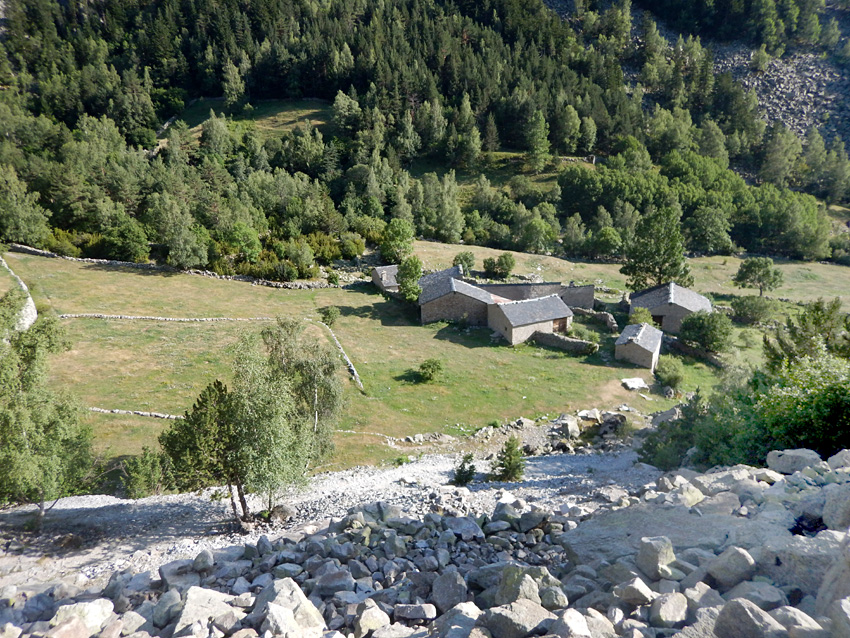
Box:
(621, 203, 694, 290)
(525, 109, 550, 173)
(222, 59, 245, 111)
(483, 113, 500, 152)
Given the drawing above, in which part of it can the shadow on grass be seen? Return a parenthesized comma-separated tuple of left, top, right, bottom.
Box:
(431, 324, 496, 349)
(393, 369, 426, 384)
(336, 296, 420, 326)
(82, 263, 182, 277)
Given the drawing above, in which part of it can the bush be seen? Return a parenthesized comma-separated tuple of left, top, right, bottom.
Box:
(628, 307, 655, 326)
(122, 447, 173, 499)
(419, 358, 444, 382)
(398, 255, 423, 303)
(483, 252, 515, 279)
(731, 295, 777, 324)
(654, 355, 684, 389)
(568, 323, 601, 344)
(679, 310, 733, 352)
(306, 231, 342, 265)
(339, 232, 365, 260)
(453, 251, 475, 274)
(452, 453, 476, 486)
(490, 436, 525, 481)
(326, 270, 340, 286)
(319, 305, 340, 327)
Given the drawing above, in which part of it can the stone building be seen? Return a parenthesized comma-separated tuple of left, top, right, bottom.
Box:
(629, 282, 712, 334)
(371, 265, 399, 293)
(419, 278, 498, 326)
(615, 323, 663, 372)
(487, 294, 573, 345)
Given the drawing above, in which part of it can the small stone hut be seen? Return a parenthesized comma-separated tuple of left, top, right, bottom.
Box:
(629, 282, 712, 334)
(615, 323, 663, 372)
(371, 265, 399, 293)
(487, 294, 573, 345)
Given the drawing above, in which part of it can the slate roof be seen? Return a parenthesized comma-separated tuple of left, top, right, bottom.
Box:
(630, 282, 712, 313)
(615, 323, 663, 352)
(419, 276, 493, 305)
(417, 266, 465, 304)
(497, 294, 573, 328)
(372, 265, 398, 288)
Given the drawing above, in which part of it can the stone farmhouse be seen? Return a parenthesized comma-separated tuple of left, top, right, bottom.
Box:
(487, 294, 573, 346)
(615, 322, 663, 372)
(371, 265, 399, 293)
(629, 282, 712, 334)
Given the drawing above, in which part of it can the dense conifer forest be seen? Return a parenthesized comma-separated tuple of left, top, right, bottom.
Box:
(1, 0, 849, 276)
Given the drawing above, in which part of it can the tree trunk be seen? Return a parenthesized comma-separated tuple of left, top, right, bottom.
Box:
(228, 481, 240, 522)
(36, 494, 45, 534)
(235, 480, 249, 521)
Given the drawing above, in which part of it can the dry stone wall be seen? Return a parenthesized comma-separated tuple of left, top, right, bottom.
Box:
(0, 255, 37, 331)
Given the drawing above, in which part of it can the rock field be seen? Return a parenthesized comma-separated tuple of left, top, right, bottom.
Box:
(1, 408, 850, 638)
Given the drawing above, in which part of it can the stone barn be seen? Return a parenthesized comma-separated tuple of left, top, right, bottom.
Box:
(487, 294, 573, 345)
(419, 277, 495, 326)
(371, 265, 399, 293)
(615, 323, 663, 372)
(629, 282, 712, 334)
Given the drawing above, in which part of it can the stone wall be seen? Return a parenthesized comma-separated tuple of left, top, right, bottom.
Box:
(572, 307, 618, 332)
(420, 293, 489, 326)
(476, 282, 562, 301)
(531, 331, 598, 354)
(559, 284, 595, 309)
(0, 255, 37, 331)
(615, 341, 659, 371)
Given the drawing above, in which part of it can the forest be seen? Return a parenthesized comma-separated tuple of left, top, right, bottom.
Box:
(1, 0, 849, 279)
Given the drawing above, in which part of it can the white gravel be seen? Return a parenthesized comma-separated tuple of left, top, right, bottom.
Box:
(0, 447, 661, 592)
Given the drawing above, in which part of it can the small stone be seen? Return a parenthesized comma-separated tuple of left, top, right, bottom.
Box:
(539, 586, 569, 611)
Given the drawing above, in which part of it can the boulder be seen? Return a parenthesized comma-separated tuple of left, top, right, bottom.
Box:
(815, 537, 850, 616)
(636, 536, 675, 580)
(260, 603, 304, 638)
(393, 605, 436, 622)
(50, 600, 114, 636)
(707, 547, 756, 591)
(482, 599, 555, 638)
(45, 617, 90, 638)
(191, 550, 214, 573)
(429, 602, 481, 638)
(494, 569, 541, 607)
(613, 578, 656, 606)
(549, 608, 591, 637)
(173, 587, 241, 637)
(827, 449, 850, 469)
(152, 590, 182, 629)
(315, 570, 356, 597)
(353, 599, 390, 638)
(431, 572, 468, 614)
(723, 581, 788, 611)
(822, 484, 850, 531)
(159, 560, 200, 593)
(713, 599, 788, 638)
(649, 593, 688, 629)
(769, 606, 823, 631)
(248, 578, 325, 633)
(833, 598, 850, 638)
(444, 517, 485, 541)
(766, 449, 822, 475)
(683, 582, 725, 615)
(691, 469, 751, 496)
(539, 586, 568, 611)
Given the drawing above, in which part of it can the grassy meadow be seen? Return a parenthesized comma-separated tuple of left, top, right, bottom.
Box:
(10, 244, 848, 469)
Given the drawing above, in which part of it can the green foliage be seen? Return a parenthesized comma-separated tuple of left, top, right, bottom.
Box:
(339, 232, 365, 260)
(326, 270, 340, 286)
(0, 291, 92, 529)
(483, 252, 515, 279)
(679, 310, 733, 352)
(621, 204, 693, 291)
(122, 447, 173, 499)
(380, 218, 415, 265)
(419, 358, 444, 382)
(453, 251, 475, 274)
(320, 305, 340, 327)
(398, 256, 423, 303)
(654, 355, 685, 389)
(628, 307, 656, 326)
(452, 453, 476, 486)
(568, 322, 601, 344)
(490, 436, 525, 482)
(731, 295, 778, 324)
(0, 164, 51, 247)
(763, 297, 850, 371)
(733, 257, 783, 296)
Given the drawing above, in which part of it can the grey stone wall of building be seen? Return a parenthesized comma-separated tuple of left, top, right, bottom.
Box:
(630, 301, 692, 334)
(615, 341, 659, 371)
(420, 293, 489, 326)
(476, 282, 562, 301)
(559, 284, 595, 309)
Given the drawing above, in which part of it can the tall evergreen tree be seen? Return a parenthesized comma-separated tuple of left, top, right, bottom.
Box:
(621, 203, 694, 290)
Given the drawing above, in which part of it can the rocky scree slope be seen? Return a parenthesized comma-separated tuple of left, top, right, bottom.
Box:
(2, 446, 850, 638)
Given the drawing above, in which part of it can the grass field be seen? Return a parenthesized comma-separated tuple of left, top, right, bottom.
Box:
(9, 245, 846, 468)
(171, 98, 335, 143)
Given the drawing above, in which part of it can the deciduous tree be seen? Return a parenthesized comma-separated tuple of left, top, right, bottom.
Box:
(733, 256, 783, 296)
(620, 204, 693, 290)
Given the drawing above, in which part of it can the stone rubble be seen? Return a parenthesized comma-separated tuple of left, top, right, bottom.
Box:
(2, 447, 849, 638)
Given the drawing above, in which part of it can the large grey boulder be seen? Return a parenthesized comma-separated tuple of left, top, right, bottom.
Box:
(706, 547, 756, 591)
(766, 449, 821, 475)
(444, 517, 485, 541)
(649, 593, 688, 629)
(431, 571, 468, 614)
(50, 600, 114, 637)
(683, 582, 725, 615)
(723, 581, 788, 611)
(758, 531, 844, 597)
(248, 578, 325, 633)
(691, 469, 752, 496)
(353, 599, 390, 638)
(493, 568, 541, 607)
(482, 598, 555, 638)
(152, 590, 182, 629)
(822, 483, 850, 531)
(159, 560, 200, 593)
(833, 598, 850, 638)
(315, 570, 356, 597)
(816, 537, 850, 617)
(613, 578, 656, 606)
(713, 599, 788, 638)
(769, 606, 823, 631)
(261, 603, 313, 638)
(393, 604, 436, 622)
(827, 449, 850, 470)
(549, 608, 591, 637)
(429, 602, 481, 638)
(173, 587, 241, 637)
(636, 536, 675, 580)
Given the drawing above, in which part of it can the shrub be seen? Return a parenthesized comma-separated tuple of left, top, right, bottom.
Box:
(306, 231, 342, 265)
(628, 307, 655, 326)
(453, 251, 475, 274)
(654, 355, 684, 389)
(398, 255, 423, 303)
(569, 323, 601, 344)
(419, 358, 444, 382)
(122, 447, 173, 499)
(490, 436, 525, 481)
(731, 295, 777, 324)
(483, 252, 515, 279)
(452, 453, 476, 486)
(320, 306, 340, 327)
(326, 270, 340, 286)
(679, 310, 733, 352)
(339, 232, 365, 260)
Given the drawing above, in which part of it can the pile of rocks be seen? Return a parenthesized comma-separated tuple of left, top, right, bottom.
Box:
(2, 447, 849, 638)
